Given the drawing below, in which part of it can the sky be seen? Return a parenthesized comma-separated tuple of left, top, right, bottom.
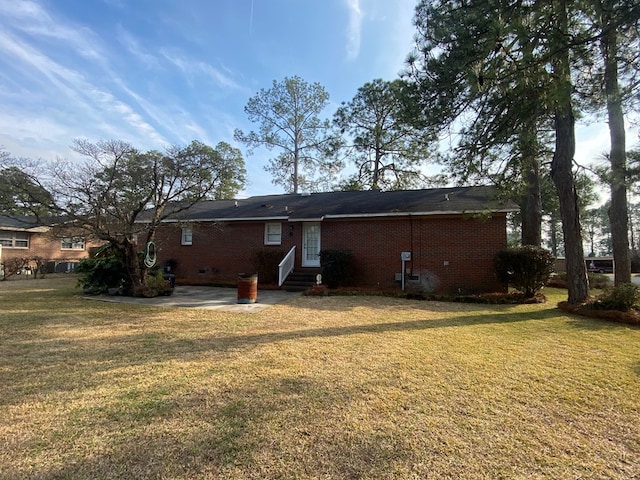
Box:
(0, 0, 619, 199)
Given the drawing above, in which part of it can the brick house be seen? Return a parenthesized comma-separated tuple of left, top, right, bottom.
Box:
(0, 215, 99, 274)
(152, 186, 518, 294)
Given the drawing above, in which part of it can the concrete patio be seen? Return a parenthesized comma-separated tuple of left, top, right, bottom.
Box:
(85, 285, 301, 313)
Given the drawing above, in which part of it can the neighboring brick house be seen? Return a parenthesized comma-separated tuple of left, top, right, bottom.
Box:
(0, 215, 98, 274)
(152, 186, 519, 294)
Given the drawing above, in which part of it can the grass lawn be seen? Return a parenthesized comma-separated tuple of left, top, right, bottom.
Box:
(1, 276, 639, 479)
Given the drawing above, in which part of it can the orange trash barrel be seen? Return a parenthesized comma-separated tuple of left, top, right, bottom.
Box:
(237, 273, 258, 304)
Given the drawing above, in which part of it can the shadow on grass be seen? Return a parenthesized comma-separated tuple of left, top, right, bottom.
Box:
(8, 307, 563, 367)
(5, 288, 640, 479)
(196, 308, 556, 351)
(2, 307, 560, 406)
(14, 371, 421, 480)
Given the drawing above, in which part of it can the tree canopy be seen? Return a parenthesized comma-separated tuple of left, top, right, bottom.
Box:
(404, 0, 557, 247)
(0, 165, 55, 217)
(1, 139, 246, 295)
(332, 78, 436, 190)
(402, 0, 640, 302)
(234, 76, 341, 193)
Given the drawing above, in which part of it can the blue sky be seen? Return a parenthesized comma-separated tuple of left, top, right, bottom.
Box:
(0, 0, 615, 198)
(0, 0, 418, 196)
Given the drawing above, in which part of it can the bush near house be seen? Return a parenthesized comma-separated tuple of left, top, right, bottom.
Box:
(494, 246, 554, 298)
(547, 272, 611, 290)
(319, 249, 355, 288)
(250, 248, 286, 285)
(76, 246, 129, 294)
(1, 257, 31, 280)
(138, 268, 174, 297)
(593, 283, 640, 312)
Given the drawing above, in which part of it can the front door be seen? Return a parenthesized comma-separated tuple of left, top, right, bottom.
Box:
(302, 223, 321, 267)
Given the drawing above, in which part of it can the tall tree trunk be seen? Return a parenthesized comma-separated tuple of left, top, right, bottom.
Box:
(600, 0, 631, 285)
(549, 215, 559, 257)
(518, 22, 542, 247)
(550, 0, 590, 304)
(520, 128, 542, 246)
(630, 212, 636, 251)
(372, 146, 382, 190)
(121, 240, 145, 296)
(293, 131, 300, 194)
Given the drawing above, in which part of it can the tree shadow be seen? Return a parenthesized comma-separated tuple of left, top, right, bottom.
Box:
(1, 304, 556, 409)
(193, 307, 555, 352)
(20, 372, 421, 480)
(289, 293, 528, 313)
(5, 292, 638, 479)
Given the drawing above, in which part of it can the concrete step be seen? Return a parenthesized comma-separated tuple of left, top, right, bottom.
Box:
(281, 269, 320, 292)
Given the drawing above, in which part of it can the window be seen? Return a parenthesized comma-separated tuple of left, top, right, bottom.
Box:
(181, 227, 193, 245)
(61, 237, 86, 250)
(0, 231, 29, 248)
(264, 222, 282, 245)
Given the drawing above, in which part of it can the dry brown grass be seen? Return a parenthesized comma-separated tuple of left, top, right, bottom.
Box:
(1, 276, 640, 479)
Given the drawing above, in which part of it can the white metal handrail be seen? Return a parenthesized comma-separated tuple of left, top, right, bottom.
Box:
(278, 246, 296, 286)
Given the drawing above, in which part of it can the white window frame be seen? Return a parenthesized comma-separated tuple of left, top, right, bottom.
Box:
(0, 231, 29, 248)
(61, 236, 86, 250)
(264, 222, 282, 245)
(181, 227, 193, 246)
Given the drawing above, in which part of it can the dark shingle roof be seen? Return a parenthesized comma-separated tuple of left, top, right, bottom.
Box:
(162, 186, 518, 223)
(0, 214, 48, 231)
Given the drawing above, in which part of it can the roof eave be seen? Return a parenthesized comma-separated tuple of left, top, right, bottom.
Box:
(0, 225, 50, 232)
(148, 208, 517, 224)
(323, 208, 518, 219)
(153, 215, 291, 224)
(287, 217, 325, 222)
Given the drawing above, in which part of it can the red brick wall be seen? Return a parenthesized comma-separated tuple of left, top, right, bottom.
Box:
(154, 222, 301, 285)
(154, 214, 508, 293)
(321, 215, 507, 293)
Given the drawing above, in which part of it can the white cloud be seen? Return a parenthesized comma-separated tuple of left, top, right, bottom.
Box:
(115, 25, 161, 70)
(0, 112, 69, 144)
(344, 0, 362, 61)
(0, 6, 240, 154)
(89, 87, 168, 146)
(160, 49, 241, 90)
(0, 27, 168, 150)
(0, 0, 50, 23)
(0, 29, 94, 107)
(0, 0, 103, 60)
(109, 76, 206, 146)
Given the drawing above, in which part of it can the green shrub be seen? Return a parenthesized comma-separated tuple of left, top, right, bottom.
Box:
(494, 246, 554, 297)
(319, 249, 354, 288)
(76, 246, 129, 294)
(548, 272, 612, 290)
(142, 269, 173, 297)
(593, 283, 640, 311)
(250, 248, 286, 285)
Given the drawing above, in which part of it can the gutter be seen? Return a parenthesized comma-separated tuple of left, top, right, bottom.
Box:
(320, 208, 518, 219)
(286, 217, 325, 222)
(144, 208, 517, 224)
(150, 215, 290, 224)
